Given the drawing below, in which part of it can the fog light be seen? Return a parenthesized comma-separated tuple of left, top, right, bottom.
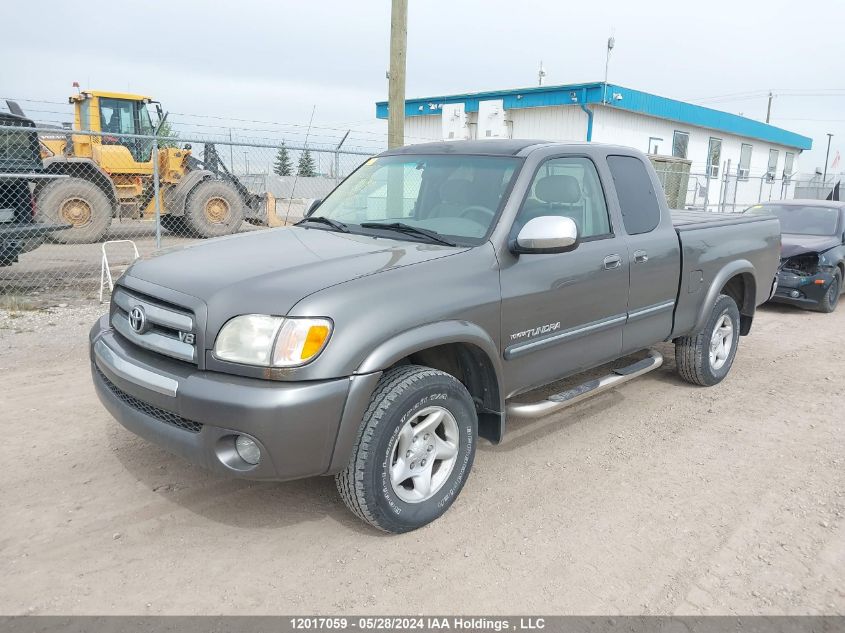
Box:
(790, 290, 801, 298)
(235, 435, 260, 465)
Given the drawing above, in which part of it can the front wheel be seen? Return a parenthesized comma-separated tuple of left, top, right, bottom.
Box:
(816, 269, 841, 313)
(184, 180, 244, 238)
(675, 294, 740, 387)
(336, 365, 477, 533)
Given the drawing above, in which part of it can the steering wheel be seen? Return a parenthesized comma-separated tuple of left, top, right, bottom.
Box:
(459, 205, 495, 224)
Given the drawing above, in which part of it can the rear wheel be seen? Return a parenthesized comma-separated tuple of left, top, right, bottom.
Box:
(37, 177, 113, 243)
(184, 180, 243, 238)
(336, 365, 477, 533)
(675, 294, 740, 387)
(816, 269, 841, 313)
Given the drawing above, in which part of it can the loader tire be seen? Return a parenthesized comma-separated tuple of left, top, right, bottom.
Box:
(37, 177, 113, 244)
(184, 180, 243, 238)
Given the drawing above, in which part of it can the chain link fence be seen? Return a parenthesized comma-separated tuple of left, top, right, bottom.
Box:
(0, 124, 371, 298)
(653, 161, 843, 213)
(3, 114, 843, 300)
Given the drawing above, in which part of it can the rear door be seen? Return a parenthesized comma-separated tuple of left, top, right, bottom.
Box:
(606, 155, 681, 354)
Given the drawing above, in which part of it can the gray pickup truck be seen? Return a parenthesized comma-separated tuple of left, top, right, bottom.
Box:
(90, 140, 780, 533)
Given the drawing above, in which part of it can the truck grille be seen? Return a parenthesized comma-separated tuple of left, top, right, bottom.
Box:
(111, 287, 197, 364)
(96, 367, 203, 433)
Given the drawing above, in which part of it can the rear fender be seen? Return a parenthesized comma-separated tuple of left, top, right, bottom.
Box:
(691, 259, 756, 334)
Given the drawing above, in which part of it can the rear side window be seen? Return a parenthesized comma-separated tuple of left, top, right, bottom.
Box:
(607, 155, 661, 235)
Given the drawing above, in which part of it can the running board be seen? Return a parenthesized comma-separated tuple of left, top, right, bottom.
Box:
(505, 350, 664, 419)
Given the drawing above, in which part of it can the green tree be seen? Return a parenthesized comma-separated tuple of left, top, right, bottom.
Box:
(273, 143, 293, 176)
(297, 149, 317, 177)
(155, 120, 179, 149)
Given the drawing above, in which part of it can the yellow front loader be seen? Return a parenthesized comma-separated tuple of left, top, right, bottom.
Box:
(38, 89, 273, 243)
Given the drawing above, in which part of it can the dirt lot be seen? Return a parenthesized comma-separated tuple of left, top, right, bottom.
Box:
(0, 299, 843, 615)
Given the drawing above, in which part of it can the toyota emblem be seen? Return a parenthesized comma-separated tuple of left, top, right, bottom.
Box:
(128, 305, 147, 334)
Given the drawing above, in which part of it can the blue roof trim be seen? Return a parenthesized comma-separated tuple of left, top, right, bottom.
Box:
(375, 82, 812, 150)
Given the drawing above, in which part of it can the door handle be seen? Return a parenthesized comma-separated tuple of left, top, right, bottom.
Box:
(603, 254, 622, 270)
(634, 249, 649, 264)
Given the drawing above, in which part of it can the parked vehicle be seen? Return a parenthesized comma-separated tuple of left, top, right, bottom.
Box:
(90, 140, 780, 532)
(746, 200, 845, 313)
(37, 89, 273, 243)
(0, 109, 67, 266)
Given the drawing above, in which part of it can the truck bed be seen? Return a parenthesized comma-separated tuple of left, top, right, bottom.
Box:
(671, 209, 774, 231)
(669, 210, 780, 339)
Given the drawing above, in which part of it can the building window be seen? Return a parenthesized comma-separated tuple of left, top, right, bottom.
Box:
(672, 131, 689, 159)
(767, 149, 779, 181)
(738, 144, 752, 180)
(647, 137, 663, 155)
(707, 138, 722, 178)
(783, 152, 795, 184)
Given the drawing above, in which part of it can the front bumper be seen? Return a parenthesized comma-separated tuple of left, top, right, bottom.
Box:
(90, 315, 380, 481)
(769, 269, 835, 308)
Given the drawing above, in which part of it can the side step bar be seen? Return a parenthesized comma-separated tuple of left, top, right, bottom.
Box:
(505, 350, 664, 419)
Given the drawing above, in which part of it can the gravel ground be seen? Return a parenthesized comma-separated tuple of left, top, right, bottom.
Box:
(0, 299, 843, 615)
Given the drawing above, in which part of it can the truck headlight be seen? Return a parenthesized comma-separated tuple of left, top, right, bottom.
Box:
(214, 315, 332, 367)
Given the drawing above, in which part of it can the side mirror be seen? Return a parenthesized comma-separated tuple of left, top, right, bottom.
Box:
(512, 216, 578, 254)
(306, 198, 322, 216)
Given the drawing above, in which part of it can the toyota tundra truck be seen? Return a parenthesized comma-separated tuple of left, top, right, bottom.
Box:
(90, 140, 780, 533)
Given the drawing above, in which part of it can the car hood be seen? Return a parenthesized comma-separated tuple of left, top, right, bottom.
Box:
(125, 227, 468, 320)
(780, 233, 840, 259)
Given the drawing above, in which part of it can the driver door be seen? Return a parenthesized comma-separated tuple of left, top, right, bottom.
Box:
(499, 156, 630, 394)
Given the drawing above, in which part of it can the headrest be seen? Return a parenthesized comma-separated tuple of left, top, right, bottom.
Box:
(534, 175, 581, 204)
(439, 179, 474, 204)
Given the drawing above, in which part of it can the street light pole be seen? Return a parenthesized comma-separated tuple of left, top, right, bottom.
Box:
(387, 0, 408, 149)
(823, 133, 834, 186)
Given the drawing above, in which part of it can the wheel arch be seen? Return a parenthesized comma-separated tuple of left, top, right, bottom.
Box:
(355, 321, 506, 444)
(692, 260, 756, 336)
(165, 169, 214, 217)
(42, 157, 118, 207)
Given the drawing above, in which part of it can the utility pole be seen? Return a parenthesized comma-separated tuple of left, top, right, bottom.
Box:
(603, 36, 615, 104)
(387, 0, 408, 149)
(823, 133, 834, 185)
(765, 92, 773, 123)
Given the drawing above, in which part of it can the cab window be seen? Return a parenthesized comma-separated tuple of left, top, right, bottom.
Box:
(515, 156, 611, 239)
(607, 155, 661, 235)
(99, 98, 136, 135)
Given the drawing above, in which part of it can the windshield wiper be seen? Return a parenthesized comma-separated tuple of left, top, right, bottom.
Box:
(359, 222, 457, 247)
(294, 216, 350, 233)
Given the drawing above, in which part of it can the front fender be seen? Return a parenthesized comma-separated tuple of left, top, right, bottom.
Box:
(351, 320, 507, 445)
(166, 169, 213, 216)
(355, 319, 502, 378)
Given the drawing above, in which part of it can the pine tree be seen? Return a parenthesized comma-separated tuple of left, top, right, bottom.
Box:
(297, 149, 317, 177)
(273, 143, 292, 176)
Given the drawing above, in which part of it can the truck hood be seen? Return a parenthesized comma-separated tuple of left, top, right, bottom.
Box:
(124, 226, 467, 318)
(781, 233, 840, 259)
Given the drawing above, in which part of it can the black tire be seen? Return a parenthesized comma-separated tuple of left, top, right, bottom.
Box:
(36, 177, 113, 244)
(816, 269, 841, 313)
(159, 215, 187, 235)
(336, 365, 477, 533)
(183, 180, 244, 238)
(675, 294, 740, 387)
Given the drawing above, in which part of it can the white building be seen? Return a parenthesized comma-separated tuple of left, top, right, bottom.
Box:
(376, 82, 813, 210)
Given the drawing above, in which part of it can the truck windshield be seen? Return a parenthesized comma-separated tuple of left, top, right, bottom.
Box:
(314, 154, 521, 244)
(746, 204, 839, 236)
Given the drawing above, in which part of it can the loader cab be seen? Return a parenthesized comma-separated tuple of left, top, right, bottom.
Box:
(71, 91, 158, 170)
